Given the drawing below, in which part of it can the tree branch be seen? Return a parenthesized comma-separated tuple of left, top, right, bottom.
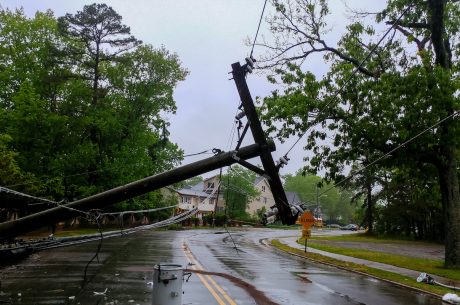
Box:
(393, 24, 426, 51)
(323, 46, 378, 78)
(386, 21, 430, 29)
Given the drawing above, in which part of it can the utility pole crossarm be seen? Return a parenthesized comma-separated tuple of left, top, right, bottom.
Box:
(231, 62, 297, 225)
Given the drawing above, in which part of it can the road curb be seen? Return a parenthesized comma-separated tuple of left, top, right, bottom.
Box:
(268, 238, 450, 303)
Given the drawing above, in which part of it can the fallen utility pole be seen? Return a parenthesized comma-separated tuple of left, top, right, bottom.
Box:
(0, 143, 273, 239)
(231, 61, 297, 225)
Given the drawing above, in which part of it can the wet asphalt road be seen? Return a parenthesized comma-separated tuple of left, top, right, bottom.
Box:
(0, 228, 442, 305)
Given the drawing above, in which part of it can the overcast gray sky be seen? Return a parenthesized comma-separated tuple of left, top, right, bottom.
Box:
(2, 1, 385, 178)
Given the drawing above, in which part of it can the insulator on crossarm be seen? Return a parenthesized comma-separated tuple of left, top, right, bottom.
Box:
(276, 156, 290, 169)
(235, 111, 246, 120)
(245, 56, 256, 68)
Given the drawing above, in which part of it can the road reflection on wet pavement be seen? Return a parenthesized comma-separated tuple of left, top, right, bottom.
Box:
(0, 229, 442, 305)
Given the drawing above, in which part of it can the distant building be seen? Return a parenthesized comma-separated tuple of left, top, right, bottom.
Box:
(175, 175, 301, 221)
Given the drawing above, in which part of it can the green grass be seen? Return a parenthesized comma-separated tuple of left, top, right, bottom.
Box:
(297, 238, 460, 281)
(311, 232, 434, 243)
(271, 239, 454, 296)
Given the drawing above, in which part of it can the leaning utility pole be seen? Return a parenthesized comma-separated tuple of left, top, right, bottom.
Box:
(231, 60, 297, 225)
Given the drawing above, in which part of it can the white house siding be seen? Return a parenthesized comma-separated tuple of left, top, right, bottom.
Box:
(247, 178, 274, 216)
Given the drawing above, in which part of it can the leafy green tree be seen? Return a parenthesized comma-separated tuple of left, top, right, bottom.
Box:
(0, 6, 187, 215)
(0, 134, 23, 187)
(0, 8, 74, 198)
(0, 9, 72, 108)
(284, 171, 355, 224)
(57, 3, 141, 189)
(258, 0, 460, 267)
(338, 161, 383, 234)
(222, 166, 260, 220)
(54, 4, 187, 202)
(376, 165, 443, 240)
(58, 3, 140, 106)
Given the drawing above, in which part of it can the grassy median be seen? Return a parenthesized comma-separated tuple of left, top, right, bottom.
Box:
(298, 237, 460, 281)
(310, 232, 439, 243)
(271, 239, 455, 296)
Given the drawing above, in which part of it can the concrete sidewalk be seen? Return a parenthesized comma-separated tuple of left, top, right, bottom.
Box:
(276, 235, 460, 288)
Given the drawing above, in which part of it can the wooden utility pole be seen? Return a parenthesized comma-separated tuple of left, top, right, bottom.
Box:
(0, 143, 272, 239)
(231, 61, 297, 225)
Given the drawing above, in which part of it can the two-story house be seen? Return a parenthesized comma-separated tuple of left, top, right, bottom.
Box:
(176, 175, 301, 221)
(175, 175, 225, 223)
(246, 176, 274, 215)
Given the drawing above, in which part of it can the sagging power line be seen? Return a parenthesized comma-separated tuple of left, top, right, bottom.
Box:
(319, 109, 460, 197)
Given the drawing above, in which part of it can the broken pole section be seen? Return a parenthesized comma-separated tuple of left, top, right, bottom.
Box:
(231, 62, 297, 225)
(0, 143, 272, 239)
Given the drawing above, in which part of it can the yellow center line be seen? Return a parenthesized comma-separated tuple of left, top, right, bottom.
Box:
(183, 242, 238, 305)
(205, 274, 238, 305)
(183, 246, 227, 305)
(195, 272, 228, 305)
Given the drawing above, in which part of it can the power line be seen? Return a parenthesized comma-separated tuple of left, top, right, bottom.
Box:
(226, 111, 238, 151)
(0, 186, 58, 205)
(182, 149, 214, 158)
(318, 109, 460, 197)
(250, 0, 269, 58)
(0, 182, 185, 224)
(283, 0, 416, 157)
(100, 204, 179, 216)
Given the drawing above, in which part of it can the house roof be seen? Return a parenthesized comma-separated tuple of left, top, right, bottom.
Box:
(190, 182, 203, 191)
(285, 191, 301, 205)
(175, 188, 211, 198)
(175, 180, 219, 197)
(254, 176, 265, 185)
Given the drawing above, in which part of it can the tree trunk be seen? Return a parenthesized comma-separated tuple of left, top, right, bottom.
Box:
(92, 42, 100, 106)
(428, 0, 459, 268)
(366, 179, 373, 234)
(438, 146, 460, 268)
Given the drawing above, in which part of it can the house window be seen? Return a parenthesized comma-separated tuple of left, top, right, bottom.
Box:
(181, 196, 191, 204)
(207, 182, 215, 189)
(263, 197, 267, 204)
(261, 185, 266, 192)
